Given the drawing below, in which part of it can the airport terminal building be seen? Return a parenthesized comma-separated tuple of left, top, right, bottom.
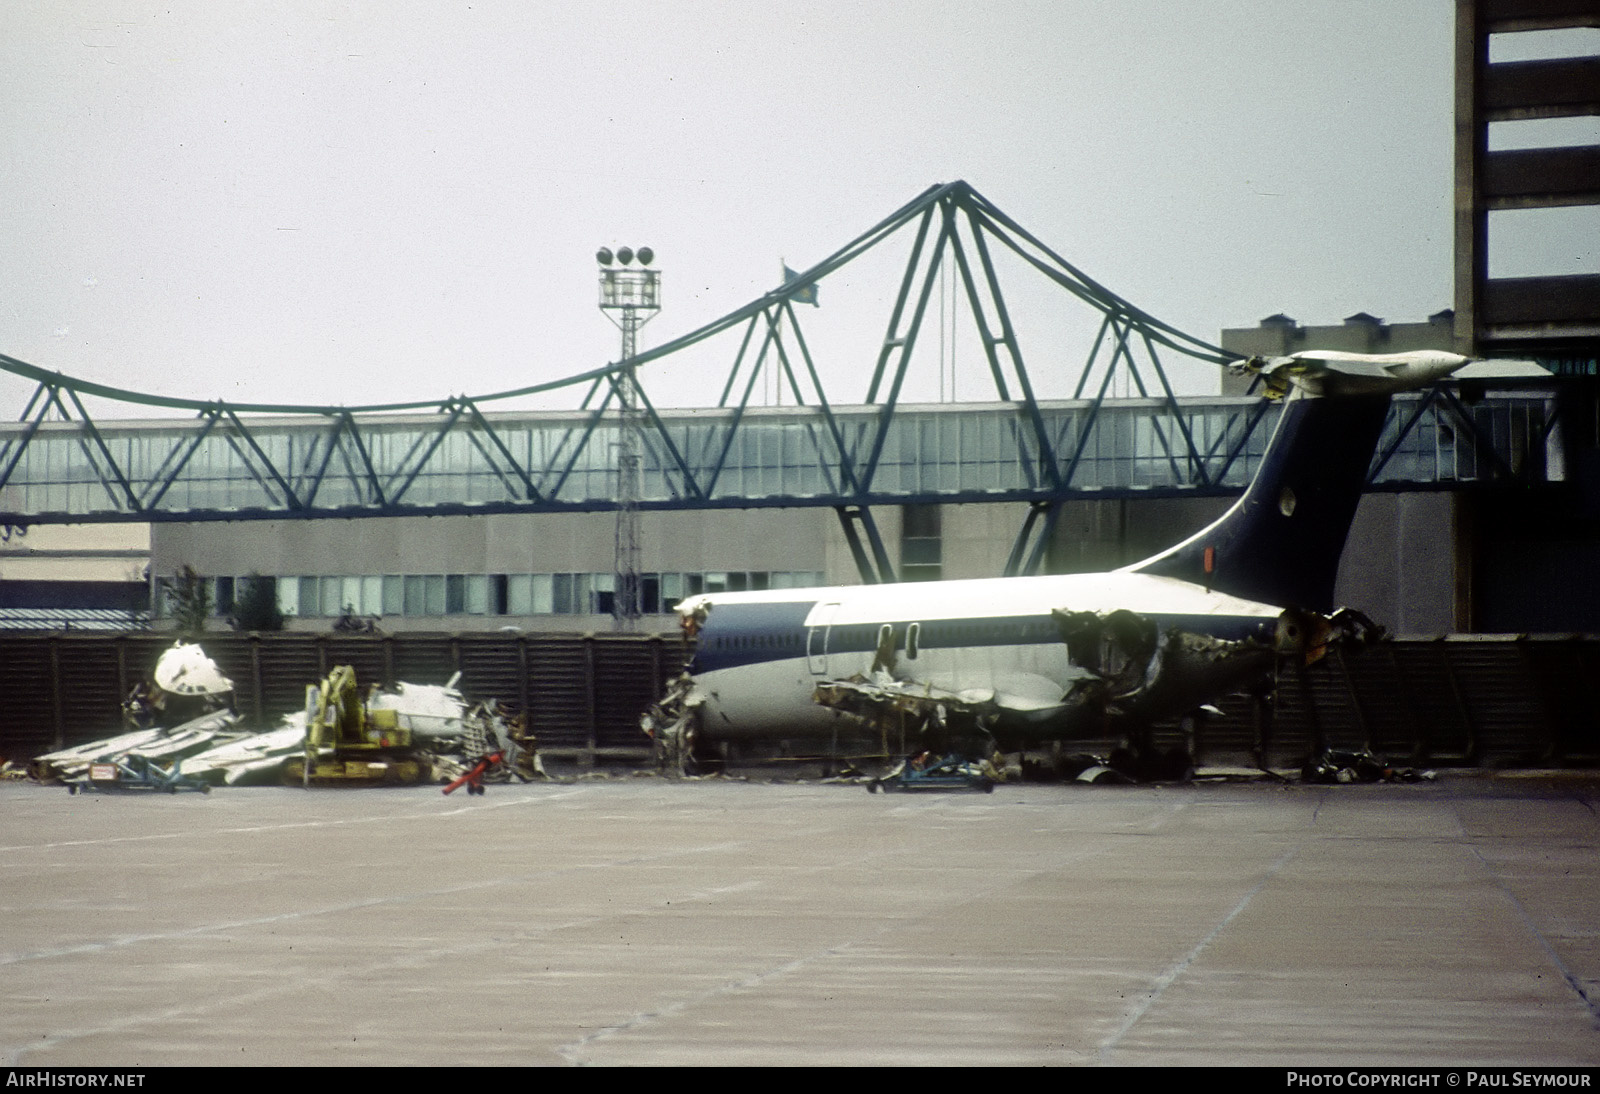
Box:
(136, 311, 1571, 637)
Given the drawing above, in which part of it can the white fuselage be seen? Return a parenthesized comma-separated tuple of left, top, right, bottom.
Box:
(682, 569, 1282, 739)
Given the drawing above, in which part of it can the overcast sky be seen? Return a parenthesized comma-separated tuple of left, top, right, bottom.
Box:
(3, 1, 1571, 415)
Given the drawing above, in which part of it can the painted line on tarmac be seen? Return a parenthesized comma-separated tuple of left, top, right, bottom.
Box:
(2, 861, 767, 1066)
(1098, 844, 1299, 1062)
(554, 842, 1107, 1065)
(0, 785, 592, 854)
(1452, 801, 1600, 1028)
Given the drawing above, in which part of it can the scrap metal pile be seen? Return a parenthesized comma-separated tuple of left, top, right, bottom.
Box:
(23, 643, 541, 791)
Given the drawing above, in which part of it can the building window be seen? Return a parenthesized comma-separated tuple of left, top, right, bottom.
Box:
(277, 578, 300, 617)
(901, 504, 942, 582)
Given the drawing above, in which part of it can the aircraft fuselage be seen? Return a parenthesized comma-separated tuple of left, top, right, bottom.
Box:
(685, 570, 1282, 739)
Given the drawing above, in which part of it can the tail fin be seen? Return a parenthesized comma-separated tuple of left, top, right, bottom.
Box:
(1127, 389, 1390, 611)
(1126, 351, 1480, 612)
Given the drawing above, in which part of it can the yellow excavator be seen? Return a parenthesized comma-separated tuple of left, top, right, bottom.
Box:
(284, 665, 431, 787)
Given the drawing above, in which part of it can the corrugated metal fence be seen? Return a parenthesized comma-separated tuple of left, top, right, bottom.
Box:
(0, 631, 685, 765)
(1193, 636, 1600, 769)
(2, 632, 1597, 770)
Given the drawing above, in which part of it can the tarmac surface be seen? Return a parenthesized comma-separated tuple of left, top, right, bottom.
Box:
(2, 772, 1598, 1067)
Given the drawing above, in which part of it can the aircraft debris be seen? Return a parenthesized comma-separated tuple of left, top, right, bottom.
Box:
(642, 671, 710, 774)
(31, 708, 246, 784)
(120, 641, 237, 733)
(1052, 608, 1276, 729)
(67, 753, 212, 795)
(27, 646, 539, 791)
(807, 606, 1379, 783)
(866, 751, 999, 793)
(151, 641, 234, 699)
(180, 724, 306, 786)
(1301, 748, 1434, 784)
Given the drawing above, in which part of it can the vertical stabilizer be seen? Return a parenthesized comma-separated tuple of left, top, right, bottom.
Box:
(1127, 351, 1477, 611)
(1128, 389, 1391, 612)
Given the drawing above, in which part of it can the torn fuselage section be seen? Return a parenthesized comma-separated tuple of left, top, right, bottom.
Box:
(1051, 608, 1278, 732)
(806, 605, 1381, 779)
(641, 670, 712, 774)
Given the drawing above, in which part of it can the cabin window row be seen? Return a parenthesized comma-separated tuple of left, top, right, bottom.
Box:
(703, 616, 1060, 653)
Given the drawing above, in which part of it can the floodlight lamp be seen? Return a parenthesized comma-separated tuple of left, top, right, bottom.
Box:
(596, 247, 614, 266)
(617, 247, 634, 266)
(635, 247, 654, 266)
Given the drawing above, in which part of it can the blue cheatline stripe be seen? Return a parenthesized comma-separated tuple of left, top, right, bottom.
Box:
(691, 601, 1274, 674)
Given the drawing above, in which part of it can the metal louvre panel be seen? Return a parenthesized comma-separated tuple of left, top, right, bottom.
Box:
(253, 636, 326, 722)
(1519, 640, 1600, 763)
(389, 636, 457, 692)
(1269, 666, 1328, 763)
(0, 636, 59, 755)
(455, 635, 524, 712)
(523, 636, 592, 749)
(1448, 641, 1546, 764)
(1189, 691, 1261, 759)
(1353, 644, 1429, 762)
(51, 639, 125, 748)
(319, 635, 392, 690)
(590, 635, 666, 751)
(1385, 644, 1475, 762)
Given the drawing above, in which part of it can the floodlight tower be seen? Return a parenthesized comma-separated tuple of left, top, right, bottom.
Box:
(597, 245, 659, 630)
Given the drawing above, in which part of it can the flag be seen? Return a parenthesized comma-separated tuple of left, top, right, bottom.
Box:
(783, 262, 820, 307)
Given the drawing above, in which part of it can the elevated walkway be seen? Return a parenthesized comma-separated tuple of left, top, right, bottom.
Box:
(0, 389, 1561, 524)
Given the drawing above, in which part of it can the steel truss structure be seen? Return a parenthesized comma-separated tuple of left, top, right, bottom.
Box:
(0, 181, 1561, 581)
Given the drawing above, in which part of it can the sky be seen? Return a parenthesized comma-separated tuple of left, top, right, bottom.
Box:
(1, 0, 1575, 417)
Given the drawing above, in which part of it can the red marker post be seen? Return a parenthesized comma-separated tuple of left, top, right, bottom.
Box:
(442, 750, 504, 796)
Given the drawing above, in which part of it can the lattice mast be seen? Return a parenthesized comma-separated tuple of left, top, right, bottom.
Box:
(597, 246, 659, 630)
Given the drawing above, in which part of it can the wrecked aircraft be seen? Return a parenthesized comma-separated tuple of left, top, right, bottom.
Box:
(284, 665, 535, 787)
(29, 643, 538, 790)
(644, 351, 1510, 775)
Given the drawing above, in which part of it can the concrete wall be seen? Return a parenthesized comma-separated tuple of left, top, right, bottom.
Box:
(0, 523, 150, 584)
(1333, 492, 1459, 636)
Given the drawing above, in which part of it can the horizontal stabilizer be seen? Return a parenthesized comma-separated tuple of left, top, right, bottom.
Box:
(1233, 350, 1536, 399)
